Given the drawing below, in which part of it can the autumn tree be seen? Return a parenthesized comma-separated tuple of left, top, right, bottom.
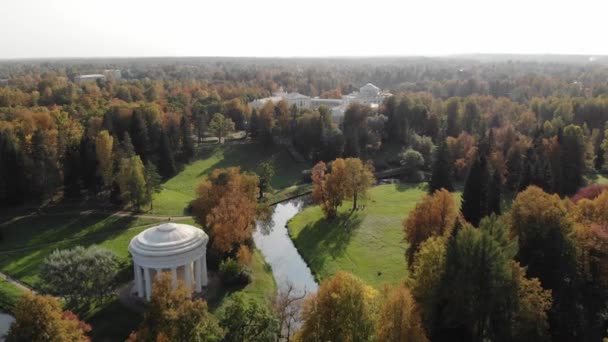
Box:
(343, 158, 375, 210)
(128, 273, 223, 342)
(95, 130, 114, 191)
(376, 286, 429, 342)
(296, 272, 377, 342)
(117, 155, 147, 211)
(403, 189, 457, 266)
(191, 167, 258, 254)
(209, 113, 235, 143)
(7, 293, 91, 342)
(311, 160, 345, 219)
(509, 186, 583, 341)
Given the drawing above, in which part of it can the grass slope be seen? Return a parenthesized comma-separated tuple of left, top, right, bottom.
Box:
(288, 183, 461, 289)
(152, 143, 305, 216)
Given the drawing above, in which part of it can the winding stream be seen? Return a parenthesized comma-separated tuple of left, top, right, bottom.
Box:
(0, 311, 14, 340)
(253, 200, 318, 297)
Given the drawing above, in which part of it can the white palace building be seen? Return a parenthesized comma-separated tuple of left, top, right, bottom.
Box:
(249, 83, 392, 122)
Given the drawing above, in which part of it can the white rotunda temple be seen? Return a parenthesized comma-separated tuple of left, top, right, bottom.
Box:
(129, 222, 209, 300)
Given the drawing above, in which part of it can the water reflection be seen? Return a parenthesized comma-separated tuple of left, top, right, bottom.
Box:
(0, 311, 14, 340)
(253, 200, 318, 296)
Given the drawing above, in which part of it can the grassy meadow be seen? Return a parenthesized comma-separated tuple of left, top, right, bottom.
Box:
(151, 143, 306, 216)
(288, 183, 462, 289)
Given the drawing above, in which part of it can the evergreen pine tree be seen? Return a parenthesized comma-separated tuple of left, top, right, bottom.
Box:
(63, 144, 82, 198)
(179, 115, 195, 163)
(249, 109, 259, 138)
(130, 111, 149, 162)
(0, 131, 27, 206)
(157, 132, 177, 180)
(488, 169, 501, 215)
(429, 137, 454, 193)
(461, 154, 490, 226)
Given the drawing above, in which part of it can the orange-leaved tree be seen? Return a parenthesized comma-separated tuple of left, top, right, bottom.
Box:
(191, 167, 258, 254)
(8, 293, 91, 342)
(403, 188, 457, 267)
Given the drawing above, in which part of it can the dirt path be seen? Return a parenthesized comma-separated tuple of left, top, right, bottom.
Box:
(0, 272, 35, 294)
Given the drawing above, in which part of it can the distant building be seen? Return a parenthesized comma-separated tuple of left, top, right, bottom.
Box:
(249, 83, 391, 123)
(0, 79, 8, 86)
(74, 74, 106, 84)
(103, 69, 122, 80)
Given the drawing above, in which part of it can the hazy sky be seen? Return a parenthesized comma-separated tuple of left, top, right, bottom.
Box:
(1, 0, 607, 59)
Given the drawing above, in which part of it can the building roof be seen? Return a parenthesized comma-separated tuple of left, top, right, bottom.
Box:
(129, 222, 208, 258)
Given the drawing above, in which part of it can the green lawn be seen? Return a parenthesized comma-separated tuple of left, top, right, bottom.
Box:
(151, 143, 306, 216)
(0, 280, 25, 311)
(0, 214, 161, 286)
(0, 212, 276, 340)
(288, 183, 461, 289)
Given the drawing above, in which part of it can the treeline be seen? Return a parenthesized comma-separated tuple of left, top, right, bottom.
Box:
(4, 57, 608, 100)
(0, 75, 254, 208)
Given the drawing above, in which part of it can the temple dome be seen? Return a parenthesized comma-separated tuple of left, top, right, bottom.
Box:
(129, 222, 208, 257)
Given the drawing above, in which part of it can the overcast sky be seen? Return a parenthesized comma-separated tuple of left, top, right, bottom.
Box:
(1, 0, 606, 59)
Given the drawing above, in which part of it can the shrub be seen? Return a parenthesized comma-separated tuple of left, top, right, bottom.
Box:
(219, 258, 251, 286)
(572, 184, 608, 203)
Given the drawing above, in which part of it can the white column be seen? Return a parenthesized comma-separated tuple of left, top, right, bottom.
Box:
(201, 255, 208, 286)
(134, 263, 144, 298)
(171, 267, 177, 289)
(184, 263, 192, 291)
(143, 267, 152, 300)
(194, 258, 202, 293)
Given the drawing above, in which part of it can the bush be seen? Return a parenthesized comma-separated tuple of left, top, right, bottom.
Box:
(572, 184, 608, 203)
(219, 258, 251, 286)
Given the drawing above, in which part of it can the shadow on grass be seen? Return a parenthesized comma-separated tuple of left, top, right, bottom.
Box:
(87, 298, 143, 342)
(293, 210, 365, 273)
(193, 143, 302, 189)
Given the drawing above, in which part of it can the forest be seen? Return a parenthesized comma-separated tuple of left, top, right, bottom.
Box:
(1, 56, 608, 341)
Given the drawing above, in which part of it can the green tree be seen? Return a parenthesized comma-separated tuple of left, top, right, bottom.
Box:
(257, 160, 274, 199)
(209, 113, 235, 143)
(40, 246, 119, 308)
(297, 272, 377, 342)
(129, 111, 149, 161)
(435, 216, 518, 342)
(95, 130, 114, 190)
(144, 161, 162, 211)
(157, 132, 177, 179)
(117, 155, 147, 211)
(445, 98, 461, 138)
(429, 137, 454, 193)
(460, 154, 491, 226)
(219, 293, 279, 342)
(561, 124, 585, 195)
(0, 130, 27, 206)
(179, 114, 195, 162)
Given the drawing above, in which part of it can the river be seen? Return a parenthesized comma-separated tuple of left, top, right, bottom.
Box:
(253, 200, 318, 297)
(0, 311, 14, 340)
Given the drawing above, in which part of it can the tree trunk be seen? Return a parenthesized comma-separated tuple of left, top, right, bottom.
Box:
(352, 190, 358, 211)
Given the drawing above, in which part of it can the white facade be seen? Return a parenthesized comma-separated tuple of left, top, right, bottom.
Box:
(74, 74, 106, 84)
(128, 222, 209, 300)
(249, 83, 391, 122)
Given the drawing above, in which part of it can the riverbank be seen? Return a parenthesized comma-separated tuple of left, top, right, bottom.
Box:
(287, 183, 460, 288)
